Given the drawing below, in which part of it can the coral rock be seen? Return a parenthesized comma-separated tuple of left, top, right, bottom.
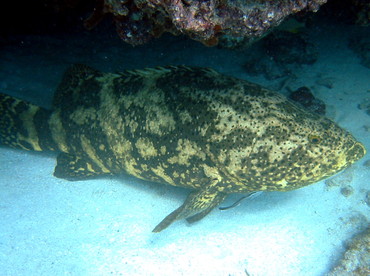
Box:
(85, 0, 328, 46)
(288, 86, 326, 115)
(328, 226, 370, 276)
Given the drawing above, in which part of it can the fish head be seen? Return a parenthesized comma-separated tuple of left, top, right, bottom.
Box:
(219, 95, 366, 192)
(285, 115, 366, 188)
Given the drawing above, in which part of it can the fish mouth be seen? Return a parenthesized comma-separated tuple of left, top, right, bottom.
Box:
(346, 141, 366, 164)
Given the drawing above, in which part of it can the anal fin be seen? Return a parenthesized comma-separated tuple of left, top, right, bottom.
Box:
(54, 152, 111, 181)
(152, 183, 226, 233)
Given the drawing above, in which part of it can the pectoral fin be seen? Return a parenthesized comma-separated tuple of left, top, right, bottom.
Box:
(152, 183, 226, 233)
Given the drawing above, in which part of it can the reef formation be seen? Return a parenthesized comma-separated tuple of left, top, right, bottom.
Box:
(328, 226, 370, 276)
(323, 0, 370, 26)
(84, 0, 327, 46)
(243, 29, 318, 79)
(349, 35, 370, 69)
(288, 86, 326, 115)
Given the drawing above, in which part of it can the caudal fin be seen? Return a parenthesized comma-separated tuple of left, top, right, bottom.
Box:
(0, 93, 56, 151)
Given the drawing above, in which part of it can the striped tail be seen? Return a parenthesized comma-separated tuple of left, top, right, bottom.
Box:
(0, 93, 57, 151)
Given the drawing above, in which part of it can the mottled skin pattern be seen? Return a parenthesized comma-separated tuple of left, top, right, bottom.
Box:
(0, 65, 366, 232)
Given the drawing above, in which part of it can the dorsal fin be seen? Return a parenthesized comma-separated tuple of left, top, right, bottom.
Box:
(121, 66, 172, 77)
(52, 64, 220, 108)
(120, 65, 219, 78)
(53, 64, 100, 108)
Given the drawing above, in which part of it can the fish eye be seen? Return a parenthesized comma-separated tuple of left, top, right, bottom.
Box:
(309, 135, 321, 144)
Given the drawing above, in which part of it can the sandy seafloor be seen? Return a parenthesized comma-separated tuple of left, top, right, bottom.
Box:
(0, 16, 369, 276)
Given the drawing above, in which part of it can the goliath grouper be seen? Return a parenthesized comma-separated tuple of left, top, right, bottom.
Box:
(0, 65, 366, 232)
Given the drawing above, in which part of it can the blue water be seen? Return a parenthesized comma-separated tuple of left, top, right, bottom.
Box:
(0, 15, 369, 276)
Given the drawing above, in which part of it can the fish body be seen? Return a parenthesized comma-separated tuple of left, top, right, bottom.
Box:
(0, 65, 366, 232)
